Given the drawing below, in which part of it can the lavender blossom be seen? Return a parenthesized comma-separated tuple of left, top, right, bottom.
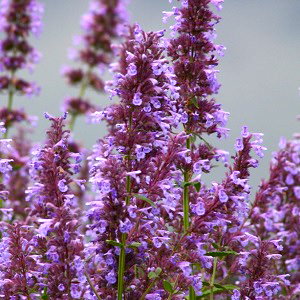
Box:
(0, 223, 40, 298)
(0, 0, 43, 130)
(87, 25, 181, 298)
(167, 0, 229, 138)
(251, 134, 300, 297)
(26, 114, 86, 298)
(62, 0, 129, 126)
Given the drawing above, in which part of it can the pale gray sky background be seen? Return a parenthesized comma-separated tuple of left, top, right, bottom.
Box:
(11, 0, 300, 187)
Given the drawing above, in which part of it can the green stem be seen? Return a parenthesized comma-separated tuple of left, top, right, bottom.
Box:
(117, 235, 126, 300)
(79, 75, 88, 98)
(210, 257, 218, 300)
(140, 278, 159, 300)
(183, 171, 190, 232)
(189, 286, 196, 300)
(4, 71, 15, 139)
(68, 68, 90, 130)
(7, 88, 14, 111)
(117, 174, 131, 300)
(69, 114, 77, 131)
(183, 135, 196, 298)
(85, 272, 102, 300)
(183, 136, 191, 233)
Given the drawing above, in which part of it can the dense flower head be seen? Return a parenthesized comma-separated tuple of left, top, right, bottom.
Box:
(251, 134, 300, 297)
(0, 1, 298, 300)
(0, 0, 43, 97)
(2, 128, 32, 218)
(63, 96, 97, 117)
(233, 238, 287, 300)
(25, 114, 87, 298)
(0, 223, 40, 298)
(166, 0, 229, 137)
(62, 0, 129, 119)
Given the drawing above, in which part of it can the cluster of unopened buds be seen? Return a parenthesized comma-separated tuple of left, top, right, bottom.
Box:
(0, 0, 298, 299)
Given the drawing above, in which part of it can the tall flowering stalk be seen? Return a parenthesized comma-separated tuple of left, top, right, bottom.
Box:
(0, 1, 297, 300)
(87, 24, 178, 299)
(166, 0, 228, 234)
(0, 0, 43, 136)
(165, 0, 228, 296)
(250, 134, 300, 298)
(26, 114, 87, 298)
(62, 0, 129, 129)
(0, 223, 40, 299)
(0, 122, 12, 221)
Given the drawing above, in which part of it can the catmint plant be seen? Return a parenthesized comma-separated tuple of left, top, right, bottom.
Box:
(0, 0, 297, 299)
(0, 0, 43, 136)
(62, 0, 129, 130)
(87, 24, 178, 299)
(26, 114, 87, 298)
(250, 134, 300, 298)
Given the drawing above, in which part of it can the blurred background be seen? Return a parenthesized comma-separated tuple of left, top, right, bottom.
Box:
(12, 0, 300, 187)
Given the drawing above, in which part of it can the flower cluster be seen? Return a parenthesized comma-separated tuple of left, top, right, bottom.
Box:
(62, 0, 129, 124)
(0, 0, 298, 300)
(24, 114, 88, 298)
(251, 134, 300, 297)
(166, 0, 228, 138)
(0, 0, 43, 100)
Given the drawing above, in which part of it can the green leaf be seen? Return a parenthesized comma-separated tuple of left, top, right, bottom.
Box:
(193, 182, 201, 192)
(191, 97, 199, 108)
(155, 267, 162, 275)
(106, 240, 123, 248)
(212, 243, 219, 250)
(218, 284, 239, 291)
(214, 283, 227, 291)
(205, 251, 238, 258)
(148, 271, 158, 279)
(163, 280, 174, 293)
(182, 181, 201, 192)
(133, 194, 156, 207)
(41, 287, 49, 300)
(202, 281, 210, 287)
(148, 267, 162, 280)
(127, 242, 142, 249)
(196, 284, 239, 298)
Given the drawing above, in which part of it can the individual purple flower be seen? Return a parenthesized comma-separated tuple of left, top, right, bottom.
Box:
(178, 261, 192, 277)
(231, 289, 241, 300)
(119, 218, 133, 233)
(218, 188, 228, 203)
(58, 179, 68, 193)
(132, 92, 143, 106)
(235, 138, 244, 152)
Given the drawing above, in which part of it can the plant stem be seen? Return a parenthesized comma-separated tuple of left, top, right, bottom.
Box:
(183, 136, 191, 232)
(117, 174, 131, 300)
(117, 234, 126, 300)
(210, 257, 218, 300)
(183, 171, 190, 232)
(4, 71, 15, 139)
(7, 88, 14, 111)
(189, 286, 196, 299)
(69, 114, 77, 131)
(140, 278, 158, 300)
(68, 68, 90, 130)
(183, 135, 196, 298)
(85, 271, 102, 300)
